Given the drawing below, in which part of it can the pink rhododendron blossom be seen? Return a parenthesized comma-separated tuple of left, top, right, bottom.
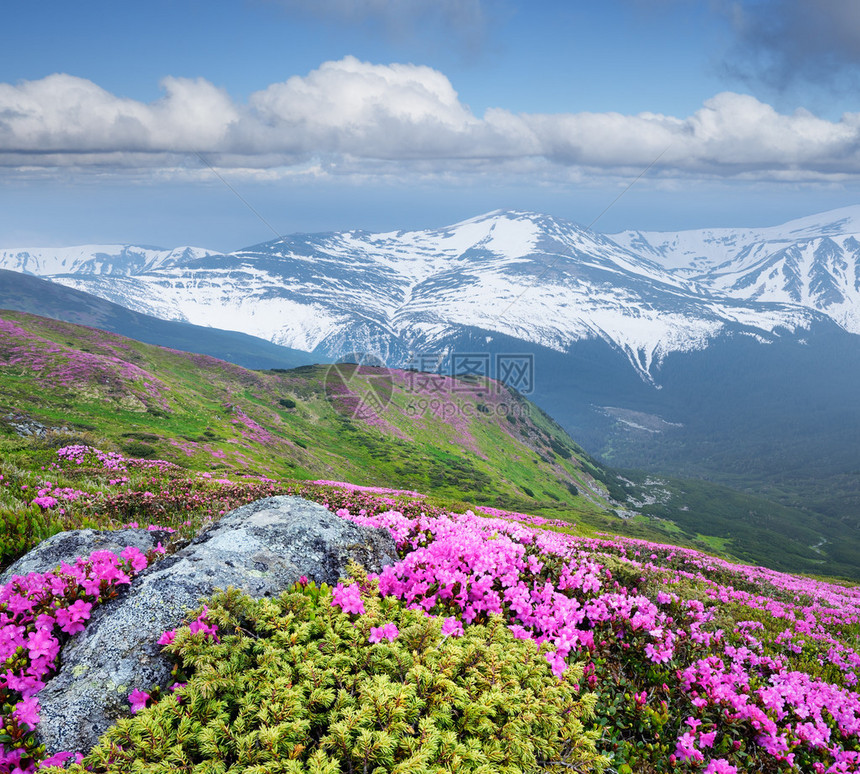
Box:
(54, 599, 92, 635)
(12, 696, 40, 728)
(128, 689, 150, 714)
(440, 617, 464, 638)
(368, 623, 399, 643)
(331, 583, 365, 615)
(119, 546, 148, 573)
(703, 760, 738, 774)
(187, 606, 219, 642)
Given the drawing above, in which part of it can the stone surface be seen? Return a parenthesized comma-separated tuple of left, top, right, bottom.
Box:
(34, 496, 397, 756)
(0, 528, 165, 586)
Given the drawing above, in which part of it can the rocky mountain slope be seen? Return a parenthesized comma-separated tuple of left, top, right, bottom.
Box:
(611, 205, 860, 334)
(0, 210, 834, 381)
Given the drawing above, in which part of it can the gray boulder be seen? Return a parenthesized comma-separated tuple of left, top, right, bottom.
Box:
(0, 528, 166, 586)
(34, 496, 398, 756)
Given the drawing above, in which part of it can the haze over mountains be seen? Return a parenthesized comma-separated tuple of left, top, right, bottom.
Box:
(1, 206, 859, 544)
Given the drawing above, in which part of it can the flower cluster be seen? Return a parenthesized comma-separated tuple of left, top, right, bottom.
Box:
(3, 447, 859, 774)
(330, 503, 860, 773)
(0, 546, 160, 773)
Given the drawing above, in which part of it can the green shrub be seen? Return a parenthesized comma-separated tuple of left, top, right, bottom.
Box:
(55, 577, 605, 774)
(548, 439, 572, 459)
(0, 504, 63, 571)
(120, 440, 156, 459)
(121, 431, 160, 442)
(279, 398, 297, 409)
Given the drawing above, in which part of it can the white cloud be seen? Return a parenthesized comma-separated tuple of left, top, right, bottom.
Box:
(3, 58, 860, 183)
(0, 73, 237, 153)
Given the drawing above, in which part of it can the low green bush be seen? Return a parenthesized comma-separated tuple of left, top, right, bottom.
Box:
(53, 576, 605, 774)
(120, 440, 156, 459)
(0, 504, 63, 571)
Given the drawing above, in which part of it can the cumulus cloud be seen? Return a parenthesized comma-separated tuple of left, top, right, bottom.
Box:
(719, 0, 860, 90)
(3, 57, 860, 182)
(0, 74, 238, 154)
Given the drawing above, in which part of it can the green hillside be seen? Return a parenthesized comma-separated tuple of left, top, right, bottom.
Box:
(1, 309, 857, 580)
(0, 309, 615, 521)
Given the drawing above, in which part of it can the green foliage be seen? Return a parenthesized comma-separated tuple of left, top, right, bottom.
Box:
(0, 310, 620, 531)
(52, 579, 605, 774)
(0, 504, 63, 569)
(120, 440, 157, 459)
(547, 438, 572, 459)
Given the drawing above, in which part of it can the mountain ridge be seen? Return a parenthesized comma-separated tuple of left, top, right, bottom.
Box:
(1, 208, 846, 381)
(610, 206, 860, 334)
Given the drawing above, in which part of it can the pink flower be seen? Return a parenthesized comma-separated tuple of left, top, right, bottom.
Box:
(675, 730, 704, 763)
(55, 599, 92, 635)
(441, 617, 464, 638)
(26, 627, 58, 661)
(185, 606, 219, 642)
(40, 751, 84, 768)
(120, 546, 148, 573)
(703, 760, 738, 774)
(332, 583, 365, 615)
(368, 623, 399, 643)
(128, 689, 150, 714)
(13, 696, 40, 728)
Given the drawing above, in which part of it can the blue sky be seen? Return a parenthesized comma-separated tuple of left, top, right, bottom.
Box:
(3, 0, 860, 250)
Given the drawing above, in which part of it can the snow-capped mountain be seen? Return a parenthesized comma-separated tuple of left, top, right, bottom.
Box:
(0, 244, 221, 277)
(610, 206, 860, 334)
(0, 211, 833, 381)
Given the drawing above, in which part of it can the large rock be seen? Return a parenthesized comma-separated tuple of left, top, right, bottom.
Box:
(0, 528, 165, 586)
(34, 496, 398, 756)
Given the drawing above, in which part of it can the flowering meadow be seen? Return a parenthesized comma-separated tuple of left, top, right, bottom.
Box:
(0, 444, 858, 772)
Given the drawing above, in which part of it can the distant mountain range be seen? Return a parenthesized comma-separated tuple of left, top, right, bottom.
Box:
(3, 209, 849, 379)
(0, 269, 321, 371)
(1, 207, 859, 538)
(610, 205, 860, 335)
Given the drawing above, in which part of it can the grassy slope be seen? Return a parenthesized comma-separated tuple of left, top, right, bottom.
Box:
(1, 308, 857, 580)
(0, 269, 321, 370)
(0, 309, 613, 524)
